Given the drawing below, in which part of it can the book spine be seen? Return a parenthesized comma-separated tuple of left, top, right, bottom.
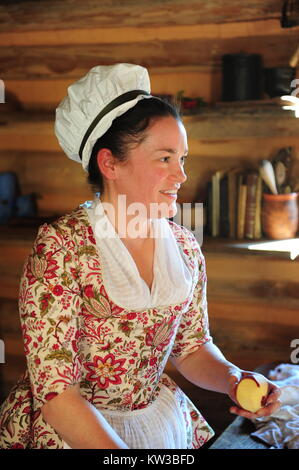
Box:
(206, 180, 212, 236)
(237, 175, 247, 240)
(212, 173, 220, 237)
(228, 171, 238, 239)
(220, 175, 229, 237)
(244, 172, 259, 239)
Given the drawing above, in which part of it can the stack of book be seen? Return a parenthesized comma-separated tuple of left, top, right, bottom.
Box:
(205, 168, 263, 240)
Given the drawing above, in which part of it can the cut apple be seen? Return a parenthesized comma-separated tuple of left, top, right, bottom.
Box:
(235, 374, 269, 413)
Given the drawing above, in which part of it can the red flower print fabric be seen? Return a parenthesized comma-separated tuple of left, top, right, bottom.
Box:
(0, 207, 214, 449)
(84, 354, 127, 389)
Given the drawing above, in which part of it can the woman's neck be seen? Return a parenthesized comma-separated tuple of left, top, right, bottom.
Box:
(99, 193, 154, 241)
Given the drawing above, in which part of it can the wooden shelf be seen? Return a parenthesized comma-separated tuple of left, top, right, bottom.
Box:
(201, 235, 299, 260)
(184, 97, 286, 114)
(183, 99, 299, 139)
(0, 99, 298, 152)
(0, 223, 298, 260)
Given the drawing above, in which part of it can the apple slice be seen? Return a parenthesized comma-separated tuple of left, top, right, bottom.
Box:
(235, 374, 269, 413)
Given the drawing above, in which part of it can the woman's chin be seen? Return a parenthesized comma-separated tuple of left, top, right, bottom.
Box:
(145, 200, 178, 219)
(158, 204, 177, 219)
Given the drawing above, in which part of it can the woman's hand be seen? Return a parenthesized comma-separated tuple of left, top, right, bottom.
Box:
(227, 367, 282, 419)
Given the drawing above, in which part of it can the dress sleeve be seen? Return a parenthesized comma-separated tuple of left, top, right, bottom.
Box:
(169, 229, 212, 360)
(18, 221, 83, 408)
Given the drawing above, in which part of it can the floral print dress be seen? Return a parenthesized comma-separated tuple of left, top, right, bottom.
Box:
(0, 205, 214, 449)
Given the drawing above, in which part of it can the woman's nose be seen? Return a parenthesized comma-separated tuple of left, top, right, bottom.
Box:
(171, 163, 187, 184)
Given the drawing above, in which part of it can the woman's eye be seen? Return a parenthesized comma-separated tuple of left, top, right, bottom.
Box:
(160, 155, 187, 163)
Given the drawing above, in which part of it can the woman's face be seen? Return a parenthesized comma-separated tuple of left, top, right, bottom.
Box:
(113, 115, 188, 219)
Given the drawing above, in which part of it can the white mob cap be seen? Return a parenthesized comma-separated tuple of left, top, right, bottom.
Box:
(54, 63, 151, 171)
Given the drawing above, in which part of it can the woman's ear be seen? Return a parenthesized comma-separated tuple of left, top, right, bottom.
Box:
(96, 148, 117, 180)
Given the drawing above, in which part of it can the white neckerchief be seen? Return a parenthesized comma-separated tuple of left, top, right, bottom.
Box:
(82, 198, 193, 310)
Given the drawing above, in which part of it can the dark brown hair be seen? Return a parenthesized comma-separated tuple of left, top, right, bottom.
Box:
(87, 96, 181, 195)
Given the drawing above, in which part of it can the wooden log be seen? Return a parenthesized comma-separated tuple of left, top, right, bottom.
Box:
(204, 252, 299, 312)
(204, 251, 299, 284)
(0, 32, 298, 80)
(0, 20, 288, 47)
(0, 69, 214, 110)
(209, 315, 296, 351)
(0, 352, 27, 402)
(207, 298, 298, 329)
(185, 108, 299, 140)
(208, 302, 294, 369)
(0, 244, 32, 299)
(207, 278, 299, 308)
(0, 1, 282, 33)
(1, 337, 25, 358)
(0, 299, 20, 335)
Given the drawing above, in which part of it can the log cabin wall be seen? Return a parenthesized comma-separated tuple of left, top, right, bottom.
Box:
(0, 0, 299, 402)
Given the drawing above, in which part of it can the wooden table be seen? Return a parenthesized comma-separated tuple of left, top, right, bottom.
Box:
(209, 416, 269, 449)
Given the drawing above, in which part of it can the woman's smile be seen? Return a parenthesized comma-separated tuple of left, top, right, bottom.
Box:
(159, 190, 178, 199)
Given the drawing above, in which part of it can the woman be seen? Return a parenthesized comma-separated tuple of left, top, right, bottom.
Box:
(0, 64, 281, 449)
